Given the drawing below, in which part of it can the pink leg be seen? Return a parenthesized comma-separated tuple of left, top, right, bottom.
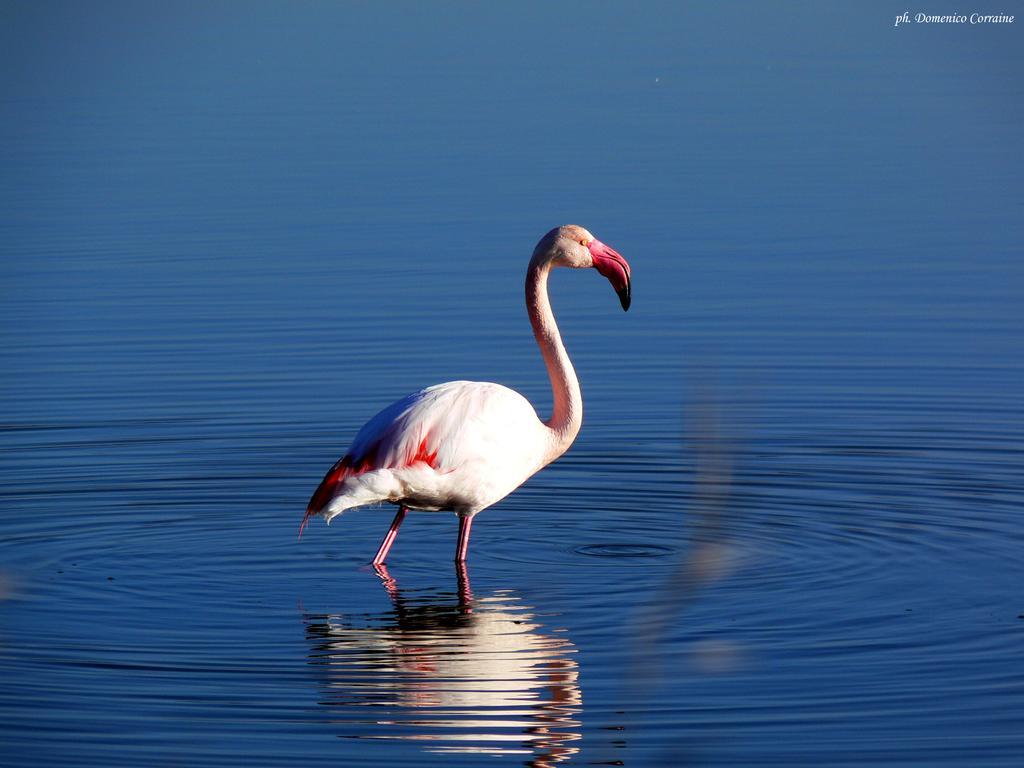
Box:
(455, 559, 473, 611)
(455, 515, 473, 562)
(372, 506, 407, 565)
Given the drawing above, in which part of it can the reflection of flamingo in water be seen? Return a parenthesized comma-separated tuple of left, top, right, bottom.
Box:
(303, 565, 582, 765)
(301, 225, 631, 563)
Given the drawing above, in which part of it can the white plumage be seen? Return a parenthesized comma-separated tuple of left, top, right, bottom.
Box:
(320, 381, 549, 522)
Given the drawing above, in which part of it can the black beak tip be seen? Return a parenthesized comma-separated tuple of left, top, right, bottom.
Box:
(618, 287, 631, 312)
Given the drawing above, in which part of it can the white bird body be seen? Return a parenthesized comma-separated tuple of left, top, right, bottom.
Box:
(320, 380, 551, 523)
(302, 225, 632, 562)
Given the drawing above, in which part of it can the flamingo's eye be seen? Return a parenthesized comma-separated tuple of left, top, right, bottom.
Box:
(580, 238, 589, 247)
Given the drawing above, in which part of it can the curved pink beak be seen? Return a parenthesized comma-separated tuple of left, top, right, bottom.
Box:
(589, 239, 632, 311)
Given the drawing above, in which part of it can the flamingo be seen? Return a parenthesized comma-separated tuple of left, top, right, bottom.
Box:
(301, 224, 631, 564)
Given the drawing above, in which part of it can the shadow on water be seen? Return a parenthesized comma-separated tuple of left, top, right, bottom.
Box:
(302, 564, 582, 766)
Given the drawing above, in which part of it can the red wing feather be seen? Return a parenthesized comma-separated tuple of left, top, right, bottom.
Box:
(299, 431, 442, 539)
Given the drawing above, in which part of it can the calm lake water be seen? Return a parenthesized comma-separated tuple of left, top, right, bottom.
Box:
(2, 3, 1022, 766)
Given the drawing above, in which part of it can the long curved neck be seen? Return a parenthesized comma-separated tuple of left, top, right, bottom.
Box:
(526, 256, 582, 462)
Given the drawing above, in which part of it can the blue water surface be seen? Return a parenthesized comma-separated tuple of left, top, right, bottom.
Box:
(1, 2, 1022, 766)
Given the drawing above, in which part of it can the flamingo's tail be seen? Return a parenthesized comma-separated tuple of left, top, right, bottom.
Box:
(299, 458, 391, 541)
(299, 456, 352, 541)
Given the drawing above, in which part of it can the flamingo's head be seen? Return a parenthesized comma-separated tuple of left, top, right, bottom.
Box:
(537, 225, 632, 311)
